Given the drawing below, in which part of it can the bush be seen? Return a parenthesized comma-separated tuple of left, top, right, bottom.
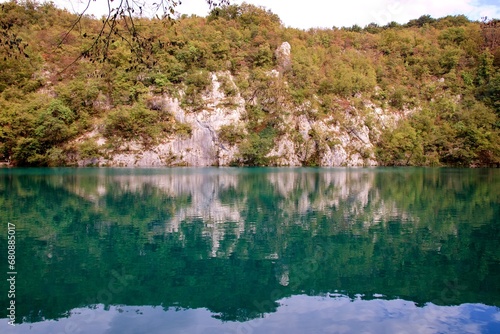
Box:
(389, 88, 407, 109)
(12, 137, 45, 166)
(217, 73, 238, 97)
(376, 121, 423, 166)
(183, 70, 212, 108)
(78, 139, 101, 159)
(318, 51, 377, 97)
(46, 147, 67, 166)
(145, 95, 168, 111)
(237, 126, 276, 165)
(35, 99, 76, 145)
(103, 104, 168, 145)
(173, 122, 192, 139)
(218, 124, 245, 144)
(55, 79, 102, 114)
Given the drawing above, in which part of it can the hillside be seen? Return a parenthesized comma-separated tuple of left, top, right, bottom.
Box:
(1, 1, 499, 167)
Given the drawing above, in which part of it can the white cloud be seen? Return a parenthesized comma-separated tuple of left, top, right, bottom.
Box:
(1, 298, 499, 334)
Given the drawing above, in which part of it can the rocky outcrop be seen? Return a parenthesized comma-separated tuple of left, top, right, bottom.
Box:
(275, 42, 292, 73)
(76, 45, 401, 167)
(81, 72, 246, 167)
(269, 111, 378, 167)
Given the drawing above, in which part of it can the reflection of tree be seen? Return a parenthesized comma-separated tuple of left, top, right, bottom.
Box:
(0, 168, 499, 323)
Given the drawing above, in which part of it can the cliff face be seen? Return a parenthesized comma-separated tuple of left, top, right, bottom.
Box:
(96, 74, 245, 167)
(77, 84, 396, 167)
(77, 45, 401, 167)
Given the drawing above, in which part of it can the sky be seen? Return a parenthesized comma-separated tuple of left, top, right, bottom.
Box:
(42, 0, 500, 29)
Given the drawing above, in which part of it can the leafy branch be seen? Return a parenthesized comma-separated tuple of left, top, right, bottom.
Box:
(57, 0, 230, 74)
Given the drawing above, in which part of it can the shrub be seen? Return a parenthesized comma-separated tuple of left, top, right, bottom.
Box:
(389, 88, 407, 109)
(103, 104, 166, 145)
(183, 70, 212, 108)
(34, 99, 76, 145)
(217, 73, 238, 97)
(237, 126, 276, 165)
(46, 147, 67, 166)
(78, 139, 101, 159)
(218, 124, 245, 144)
(145, 95, 168, 112)
(173, 122, 192, 139)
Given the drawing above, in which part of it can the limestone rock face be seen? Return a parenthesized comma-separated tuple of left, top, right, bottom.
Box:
(275, 42, 291, 73)
(80, 72, 245, 167)
(75, 65, 401, 167)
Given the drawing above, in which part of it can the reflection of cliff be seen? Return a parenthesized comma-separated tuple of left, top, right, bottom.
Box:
(265, 170, 418, 228)
(60, 168, 427, 259)
(7, 168, 499, 264)
(55, 168, 500, 261)
(63, 170, 248, 257)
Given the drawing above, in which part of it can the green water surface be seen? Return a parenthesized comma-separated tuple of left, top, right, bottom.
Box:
(0, 168, 499, 333)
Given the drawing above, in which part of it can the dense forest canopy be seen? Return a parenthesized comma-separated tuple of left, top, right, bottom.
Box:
(0, 1, 499, 166)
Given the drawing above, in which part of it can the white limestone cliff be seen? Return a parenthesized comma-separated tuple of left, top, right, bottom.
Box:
(76, 44, 402, 167)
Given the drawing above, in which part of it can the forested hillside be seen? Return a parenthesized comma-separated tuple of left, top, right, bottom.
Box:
(1, 1, 499, 166)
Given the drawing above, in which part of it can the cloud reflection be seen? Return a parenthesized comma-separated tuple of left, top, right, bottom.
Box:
(1, 294, 499, 334)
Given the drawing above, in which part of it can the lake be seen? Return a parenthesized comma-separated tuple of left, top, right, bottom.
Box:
(1, 167, 499, 333)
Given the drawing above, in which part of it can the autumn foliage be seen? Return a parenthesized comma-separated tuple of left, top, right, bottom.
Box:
(0, 1, 499, 166)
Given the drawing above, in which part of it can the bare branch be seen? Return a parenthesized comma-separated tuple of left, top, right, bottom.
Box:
(57, 0, 93, 48)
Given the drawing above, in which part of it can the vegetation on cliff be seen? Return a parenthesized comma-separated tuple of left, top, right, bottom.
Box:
(0, 1, 499, 166)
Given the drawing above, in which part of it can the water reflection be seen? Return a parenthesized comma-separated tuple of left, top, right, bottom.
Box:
(1, 295, 499, 334)
(0, 168, 499, 331)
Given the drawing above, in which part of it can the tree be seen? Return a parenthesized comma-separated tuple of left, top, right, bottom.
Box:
(406, 14, 435, 27)
(2, 0, 230, 72)
(72, 0, 230, 68)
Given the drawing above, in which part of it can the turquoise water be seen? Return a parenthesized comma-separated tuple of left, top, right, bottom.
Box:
(0, 167, 499, 333)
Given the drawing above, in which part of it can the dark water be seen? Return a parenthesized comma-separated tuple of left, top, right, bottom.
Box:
(0, 167, 499, 334)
